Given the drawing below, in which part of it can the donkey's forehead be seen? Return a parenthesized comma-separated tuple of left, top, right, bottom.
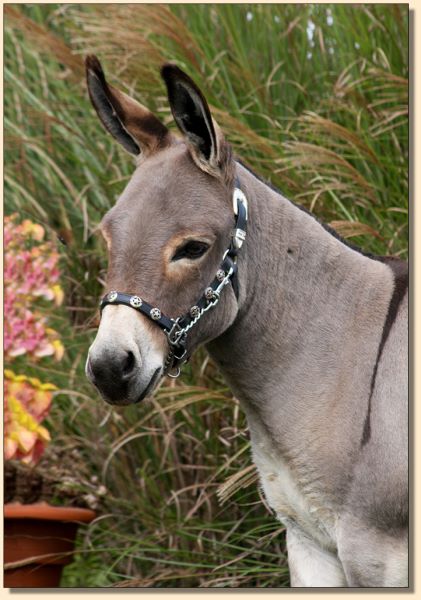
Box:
(134, 143, 227, 199)
(104, 144, 231, 227)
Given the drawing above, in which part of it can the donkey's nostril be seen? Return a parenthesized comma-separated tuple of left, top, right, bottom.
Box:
(122, 350, 136, 378)
(88, 348, 138, 388)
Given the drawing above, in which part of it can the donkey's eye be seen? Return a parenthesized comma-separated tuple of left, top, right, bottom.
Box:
(172, 240, 210, 261)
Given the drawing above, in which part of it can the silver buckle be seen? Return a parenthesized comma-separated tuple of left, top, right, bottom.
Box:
(167, 319, 184, 346)
(232, 227, 246, 249)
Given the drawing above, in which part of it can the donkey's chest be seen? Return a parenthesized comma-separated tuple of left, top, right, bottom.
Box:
(251, 438, 338, 551)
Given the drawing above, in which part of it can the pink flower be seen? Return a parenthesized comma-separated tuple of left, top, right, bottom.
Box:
(5, 214, 65, 464)
(4, 214, 64, 362)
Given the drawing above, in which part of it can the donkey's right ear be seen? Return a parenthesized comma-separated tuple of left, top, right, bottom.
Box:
(85, 55, 169, 156)
(161, 64, 232, 179)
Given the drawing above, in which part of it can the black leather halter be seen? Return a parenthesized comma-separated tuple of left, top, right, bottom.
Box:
(99, 178, 248, 377)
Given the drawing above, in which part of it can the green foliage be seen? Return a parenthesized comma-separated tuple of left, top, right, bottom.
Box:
(4, 3, 407, 588)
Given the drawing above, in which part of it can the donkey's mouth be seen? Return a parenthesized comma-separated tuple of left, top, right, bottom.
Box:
(134, 367, 162, 403)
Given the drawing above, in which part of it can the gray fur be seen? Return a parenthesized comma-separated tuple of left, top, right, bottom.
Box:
(208, 163, 408, 587)
(86, 59, 408, 588)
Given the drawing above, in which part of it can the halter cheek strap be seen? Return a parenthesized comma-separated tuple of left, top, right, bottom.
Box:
(99, 179, 248, 378)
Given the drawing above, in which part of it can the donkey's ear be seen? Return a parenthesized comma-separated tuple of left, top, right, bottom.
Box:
(161, 64, 230, 176)
(86, 55, 169, 156)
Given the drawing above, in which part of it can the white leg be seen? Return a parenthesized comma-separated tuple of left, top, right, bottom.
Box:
(337, 514, 408, 587)
(286, 525, 347, 587)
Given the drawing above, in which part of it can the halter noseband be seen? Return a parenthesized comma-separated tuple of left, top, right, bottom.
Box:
(99, 178, 248, 378)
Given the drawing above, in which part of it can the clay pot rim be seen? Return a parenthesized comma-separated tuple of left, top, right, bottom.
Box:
(5, 501, 96, 523)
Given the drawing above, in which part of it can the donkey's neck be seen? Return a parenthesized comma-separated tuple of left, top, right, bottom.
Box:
(207, 162, 393, 452)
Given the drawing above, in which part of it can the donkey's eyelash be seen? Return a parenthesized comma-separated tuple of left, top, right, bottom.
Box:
(172, 240, 210, 261)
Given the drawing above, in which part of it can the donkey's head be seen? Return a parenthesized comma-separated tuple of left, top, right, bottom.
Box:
(85, 56, 242, 405)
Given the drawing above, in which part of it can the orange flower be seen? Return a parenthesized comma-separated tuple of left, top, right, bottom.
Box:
(4, 370, 55, 464)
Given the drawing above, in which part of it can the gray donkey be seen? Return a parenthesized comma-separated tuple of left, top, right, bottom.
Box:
(85, 56, 408, 587)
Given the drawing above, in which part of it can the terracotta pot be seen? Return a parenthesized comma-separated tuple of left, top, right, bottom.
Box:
(4, 502, 96, 588)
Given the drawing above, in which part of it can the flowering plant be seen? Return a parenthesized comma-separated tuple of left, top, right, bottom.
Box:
(4, 371, 55, 464)
(4, 214, 64, 465)
(4, 214, 64, 360)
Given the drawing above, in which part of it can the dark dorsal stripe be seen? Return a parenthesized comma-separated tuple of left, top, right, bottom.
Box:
(361, 257, 408, 446)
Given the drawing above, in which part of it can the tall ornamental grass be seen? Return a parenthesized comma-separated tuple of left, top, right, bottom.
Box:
(4, 4, 408, 587)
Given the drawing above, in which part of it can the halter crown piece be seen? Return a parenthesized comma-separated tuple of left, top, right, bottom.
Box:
(99, 177, 248, 378)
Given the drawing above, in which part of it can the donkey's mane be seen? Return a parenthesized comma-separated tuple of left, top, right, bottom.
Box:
(236, 159, 384, 262)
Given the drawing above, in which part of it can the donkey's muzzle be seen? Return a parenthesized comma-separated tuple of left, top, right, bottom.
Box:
(86, 348, 140, 405)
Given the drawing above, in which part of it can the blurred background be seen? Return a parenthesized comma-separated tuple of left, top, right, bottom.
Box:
(4, 4, 408, 588)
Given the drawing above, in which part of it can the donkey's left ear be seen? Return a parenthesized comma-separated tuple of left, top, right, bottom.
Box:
(161, 64, 231, 177)
(86, 55, 170, 156)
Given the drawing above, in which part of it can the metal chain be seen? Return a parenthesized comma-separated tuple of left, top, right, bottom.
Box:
(166, 265, 235, 345)
(163, 264, 235, 377)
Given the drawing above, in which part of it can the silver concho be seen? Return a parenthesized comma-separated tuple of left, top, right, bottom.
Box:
(107, 291, 118, 302)
(205, 287, 215, 300)
(190, 305, 200, 318)
(150, 308, 161, 320)
(130, 295, 143, 308)
(216, 269, 225, 282)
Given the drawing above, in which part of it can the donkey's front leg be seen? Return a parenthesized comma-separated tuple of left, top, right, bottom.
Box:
(286, 524, 347, 587)
(337, 514, 408, 587)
